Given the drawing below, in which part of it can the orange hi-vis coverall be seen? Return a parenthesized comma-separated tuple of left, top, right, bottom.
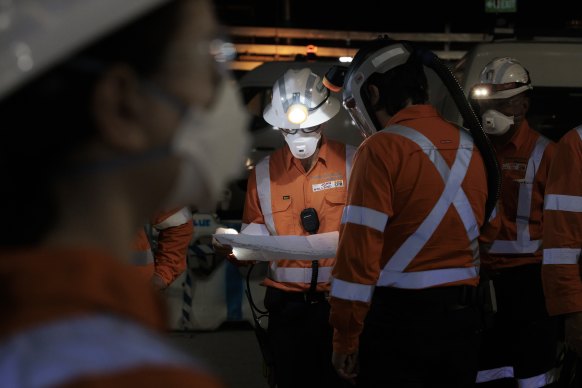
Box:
(242, 136, 356, 292)
(476, 119, 559, 386)
(482, 120, 555, 270)
(330, 105, 491, 354)
(0, 248, 223, 388)
(542, 127, 582, 316)
(132, 207, 193, 287)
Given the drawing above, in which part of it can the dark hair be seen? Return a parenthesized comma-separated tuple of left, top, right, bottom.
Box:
(367, 56, 429, 116)
(0, 0, 184, 246)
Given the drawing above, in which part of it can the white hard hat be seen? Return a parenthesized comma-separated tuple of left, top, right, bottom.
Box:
(0, 0, 169, 100)
(471, 57, 533, 100)
(263, 68, 340, 129)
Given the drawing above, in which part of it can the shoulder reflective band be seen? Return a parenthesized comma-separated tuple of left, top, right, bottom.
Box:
(0, 315, 200, 388)
(255, 156, 277, 236)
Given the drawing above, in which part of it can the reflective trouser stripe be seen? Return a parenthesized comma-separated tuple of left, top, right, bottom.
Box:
(0, 315, 197, 388)
(476, 366, 515, 383)
(154, 207, 191, 230)
(476, 366, 557, 387)
(330, 277, 374, 303)
(517, 368, 557, 388)
(489, 136, 550, 254)
(543, 248, 581, 264)
(255, 157, 276, 235)
(376, 125, 478, 288)
(269, 264, 332, 284)
(131, 250, 154, 265)
(545, 194, 582, 212)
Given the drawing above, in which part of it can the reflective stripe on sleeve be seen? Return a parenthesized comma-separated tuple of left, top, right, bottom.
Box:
(330, 278, 374, 303)
(543, 248, 581, 265)
(0, 315, 198, 388)
(341, 205, 388, 233)
(545, 194, 582, 213)
(154, 207, 191, 230)
(377, 266, 478, 289)
(270, 266, 332, 284)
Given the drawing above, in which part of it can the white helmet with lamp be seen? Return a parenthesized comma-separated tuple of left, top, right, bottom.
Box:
(470, 57, 532, 101)
(470, 57, 532, 135)
(263, 68, 340, 130)
(263, 68, 339, 159)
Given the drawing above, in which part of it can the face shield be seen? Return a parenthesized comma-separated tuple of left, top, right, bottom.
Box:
(342, 42, 411, 138)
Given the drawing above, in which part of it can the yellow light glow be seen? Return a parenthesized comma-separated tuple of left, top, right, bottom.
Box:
(472, 87, 489, 97)
(287, 104, 308, 124)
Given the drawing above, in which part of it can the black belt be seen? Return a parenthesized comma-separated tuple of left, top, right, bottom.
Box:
(374, 285, 477, 312)
(277, 289, 328, 304)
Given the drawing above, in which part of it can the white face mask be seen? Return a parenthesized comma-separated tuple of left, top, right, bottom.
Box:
(482, 109, 514, 135)
(283, 131, 321, 159)
(163, 79, 251, 210)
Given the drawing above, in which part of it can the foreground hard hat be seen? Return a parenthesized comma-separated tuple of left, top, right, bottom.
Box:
(0, 0, 169, 100)
(470, 57, 533, 100)
(263, 68, 340, 129)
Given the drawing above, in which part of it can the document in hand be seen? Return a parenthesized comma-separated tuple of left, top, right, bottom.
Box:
(212, 231, 339, 261)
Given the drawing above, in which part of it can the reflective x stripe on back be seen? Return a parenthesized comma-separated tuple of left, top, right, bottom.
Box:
(345, 144, 356, 188)
(377, 125, 479, 288)
(0, 315, 198, 388)
(489, 135, 550, 254)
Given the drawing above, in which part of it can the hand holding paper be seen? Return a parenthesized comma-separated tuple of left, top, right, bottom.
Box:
(212, 231, 339, 261)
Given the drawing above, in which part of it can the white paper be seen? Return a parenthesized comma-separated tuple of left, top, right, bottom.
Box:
(213, 231, 339, 261)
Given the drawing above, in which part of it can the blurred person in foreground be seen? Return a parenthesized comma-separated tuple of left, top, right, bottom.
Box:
(0, 0, 249, 386)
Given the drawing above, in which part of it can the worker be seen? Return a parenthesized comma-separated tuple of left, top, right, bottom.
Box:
(0, 0, 249, 387)
(328, 37, 497, 387)
(133, 207, 193, 290)
(470, 57, 559, 386)
(542, 126, 582, 380)
(214, 68, 355, 388)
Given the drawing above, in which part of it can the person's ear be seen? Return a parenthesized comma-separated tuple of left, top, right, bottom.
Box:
(367, 84, 381, 107)
(92, 64, 149, 151)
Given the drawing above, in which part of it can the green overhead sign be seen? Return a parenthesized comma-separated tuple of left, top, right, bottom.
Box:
(485, 0, 517, 13)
